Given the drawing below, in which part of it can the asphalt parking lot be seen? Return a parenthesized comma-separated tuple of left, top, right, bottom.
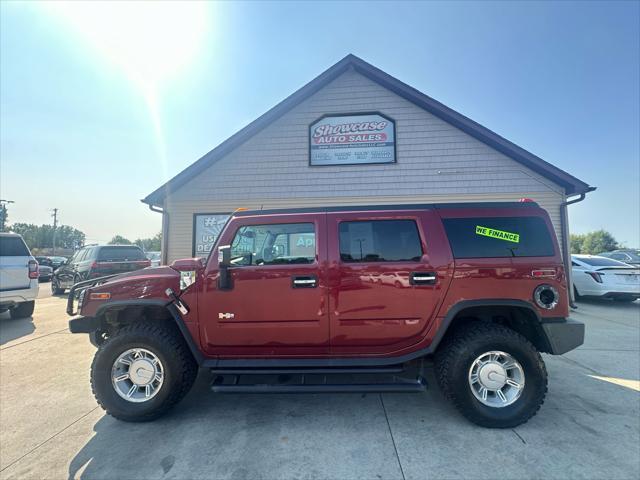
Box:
(0, 288, 638, 480)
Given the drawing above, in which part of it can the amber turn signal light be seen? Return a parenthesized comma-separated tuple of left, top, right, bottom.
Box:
(89, 292, 111, 300)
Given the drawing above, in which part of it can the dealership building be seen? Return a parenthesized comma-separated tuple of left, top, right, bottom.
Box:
(143, 54, 594, 272)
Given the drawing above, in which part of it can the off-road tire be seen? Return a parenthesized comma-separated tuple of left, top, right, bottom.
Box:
(10, 301, 35, 319)
(51, 278, 65, 295)
(435, 322, 548, 428)
(91, 322, 198, 422)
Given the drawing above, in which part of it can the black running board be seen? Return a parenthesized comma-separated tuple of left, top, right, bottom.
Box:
(209, 366, 404, 375)
(210, 374, 427, 394)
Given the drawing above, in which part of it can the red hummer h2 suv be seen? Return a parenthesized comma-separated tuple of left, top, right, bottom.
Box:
(68, 202, 584, 428)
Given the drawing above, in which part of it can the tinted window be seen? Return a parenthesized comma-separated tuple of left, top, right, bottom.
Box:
(97, 246, 146, 262)
(443, 216, 555, 258)
(339, 220, 422, 262)
(0, 236, 30, 256)
(230, 223, 315, 266)
(576, 256, 630, 267)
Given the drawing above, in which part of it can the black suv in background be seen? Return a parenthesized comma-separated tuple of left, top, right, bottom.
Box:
(52, 245, 150, 294)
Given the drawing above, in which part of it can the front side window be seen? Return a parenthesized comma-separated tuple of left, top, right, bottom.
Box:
(230, 223, 316, 266)
(339, 220, 423, 262)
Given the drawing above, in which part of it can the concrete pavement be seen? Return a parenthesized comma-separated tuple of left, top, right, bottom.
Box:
(1, 289, 638, 479)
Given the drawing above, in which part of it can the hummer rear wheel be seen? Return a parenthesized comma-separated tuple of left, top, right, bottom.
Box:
(90, 322, 197, 422)
(435, 322, 548, 428)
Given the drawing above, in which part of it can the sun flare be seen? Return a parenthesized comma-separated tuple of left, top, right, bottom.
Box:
(39, 1, 209, 178)
(41, 1, 208, 93)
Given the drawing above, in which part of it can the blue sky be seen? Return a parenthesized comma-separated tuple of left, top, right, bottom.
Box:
(1, 1, 638, 246)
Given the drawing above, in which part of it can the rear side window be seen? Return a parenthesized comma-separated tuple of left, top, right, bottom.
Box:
(339, 220, 423, 262)
(0, 236, 30, 256)
(442, 216, 555, 258)
(97, 246, 146, 262)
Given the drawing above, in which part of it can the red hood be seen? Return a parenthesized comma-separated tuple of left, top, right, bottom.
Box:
(79, 266, 181, 316)
(102, 266, 179, 283)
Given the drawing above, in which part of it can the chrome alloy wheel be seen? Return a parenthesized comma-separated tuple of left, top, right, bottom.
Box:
(468, 351, 525, 408)
(111, 348, 164, 403)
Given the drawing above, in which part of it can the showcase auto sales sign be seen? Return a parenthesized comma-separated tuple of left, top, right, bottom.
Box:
(309, 113, 396, 165)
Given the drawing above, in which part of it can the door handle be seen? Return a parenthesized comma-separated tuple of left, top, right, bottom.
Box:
(410, 271, 437, 286)
(292, 275, 318, 288)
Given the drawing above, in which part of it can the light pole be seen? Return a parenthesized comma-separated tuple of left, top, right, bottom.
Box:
(51, 208, 59, 255)
(0, 200, 15, 231)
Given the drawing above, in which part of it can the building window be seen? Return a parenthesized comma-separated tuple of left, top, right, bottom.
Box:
(339, 220, 423, 262)
(230, 223, 316, 266)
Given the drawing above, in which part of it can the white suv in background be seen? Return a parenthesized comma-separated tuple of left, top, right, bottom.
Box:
(0, 233, 39, 318)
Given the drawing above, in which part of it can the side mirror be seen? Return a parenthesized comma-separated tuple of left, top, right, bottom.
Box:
(217, 245, 233, 290)
(169, 257, 205, 291)
(218, 245, 231, 267)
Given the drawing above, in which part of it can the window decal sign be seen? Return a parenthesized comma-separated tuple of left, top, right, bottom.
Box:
(193, 214, 230, 257)
(309, 113, 396, 165)
(475, 225, 520, 243)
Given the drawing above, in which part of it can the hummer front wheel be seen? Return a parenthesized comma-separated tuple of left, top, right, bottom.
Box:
(90, 322, 197, 422)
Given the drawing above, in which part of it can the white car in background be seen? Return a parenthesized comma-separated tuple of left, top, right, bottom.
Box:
(572, 254, 640, 303)
(145, 251, 161, 267)
(0, 233, 39, 318)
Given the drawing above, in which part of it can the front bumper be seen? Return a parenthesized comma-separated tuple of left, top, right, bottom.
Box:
(541, 318, 585, 354)
(68, 315, 99, 333)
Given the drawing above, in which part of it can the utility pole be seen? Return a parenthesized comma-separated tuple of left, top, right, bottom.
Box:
(0, 199, 14, 231)
(51, 208, 58, 255)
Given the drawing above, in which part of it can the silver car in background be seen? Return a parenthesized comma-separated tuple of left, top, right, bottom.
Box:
(597, 249, 640, 266)
(34, 256, 54, 282)
(145, 251, 161, 267)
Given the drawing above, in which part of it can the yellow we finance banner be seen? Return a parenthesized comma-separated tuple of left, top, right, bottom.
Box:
(475, 225, 520, 243)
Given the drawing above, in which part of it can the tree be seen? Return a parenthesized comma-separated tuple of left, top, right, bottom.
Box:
(0, 204, 8, 231)
(570, 234, 585, 254)
(109, 235, 132, 245)
(55, 225, 86, 249)
(9, 223, 85, 249)
(580, 230, 619, 255)
(134, 232, 162, 252)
